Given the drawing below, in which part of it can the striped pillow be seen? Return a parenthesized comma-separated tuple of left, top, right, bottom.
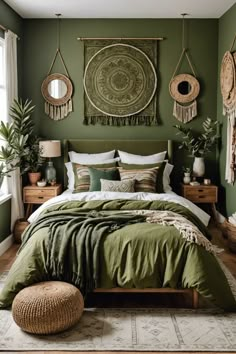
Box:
(72, 162, 117, 193)
(118, 167, 159, 193)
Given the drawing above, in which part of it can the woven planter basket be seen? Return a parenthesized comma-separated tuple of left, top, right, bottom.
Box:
(12, 281, 84, 334)
(221, 219, 236, 253)
(13, 218, 30, 244)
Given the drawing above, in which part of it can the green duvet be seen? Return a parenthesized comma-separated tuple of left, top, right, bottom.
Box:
(0, 199, 235, 311)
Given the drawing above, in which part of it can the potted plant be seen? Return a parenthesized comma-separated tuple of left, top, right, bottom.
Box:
(23, 138, 45, 185)
(0, 114, 27, 190)
(174, 118, 220, 177)
(0, 99, 45, 186)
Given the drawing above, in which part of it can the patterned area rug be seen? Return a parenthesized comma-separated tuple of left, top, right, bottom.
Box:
(1, 272, 236, 351)
(1, 306, 236, 351)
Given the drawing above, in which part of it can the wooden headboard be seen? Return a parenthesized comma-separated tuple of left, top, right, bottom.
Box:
(63, 139, 172, 189)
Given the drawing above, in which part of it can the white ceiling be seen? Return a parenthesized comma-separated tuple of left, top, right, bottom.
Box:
(3, 0, 236, 19)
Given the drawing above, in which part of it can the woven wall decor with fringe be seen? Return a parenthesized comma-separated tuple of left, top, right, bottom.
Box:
(41, 71, 73, 121)
(221, 50, 236, 184)
(221, 51, 236, 115)
(41, 16, 73, 121)
(83, 41, 158, 126)
(169, 73, 200, 123)
(169, 15, 200, 124)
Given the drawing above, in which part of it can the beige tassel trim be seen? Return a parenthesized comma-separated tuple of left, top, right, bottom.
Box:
(44, 100, 73, 121)
(173, 100, 197, 123)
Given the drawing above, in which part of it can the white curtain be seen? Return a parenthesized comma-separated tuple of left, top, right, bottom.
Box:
(5, 30, 24, 229)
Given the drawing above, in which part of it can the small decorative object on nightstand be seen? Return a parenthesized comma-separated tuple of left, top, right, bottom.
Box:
(182, 167, 191, 184)
(23, 184, 62, 218)
(181, 183, 218, 219)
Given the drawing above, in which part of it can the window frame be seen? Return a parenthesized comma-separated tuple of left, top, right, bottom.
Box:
(0, 36, 7, 195)
(0, 36, 6, 93)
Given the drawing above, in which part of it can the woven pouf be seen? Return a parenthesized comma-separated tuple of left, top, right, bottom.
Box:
(12, 281, 84, 334)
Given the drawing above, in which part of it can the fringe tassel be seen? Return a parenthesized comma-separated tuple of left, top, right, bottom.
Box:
(223, 104, 236, 119)
(83, 115, 158, 126)
(44, 100, 73, 121)
(224, 105, 236, 184)
(173, 100, 197, 123)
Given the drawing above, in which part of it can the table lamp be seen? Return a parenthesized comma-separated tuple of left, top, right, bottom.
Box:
(39, 140, 61, 184)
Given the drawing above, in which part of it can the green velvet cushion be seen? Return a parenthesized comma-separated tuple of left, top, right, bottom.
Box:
(72, 162, 117, 193)
(118, 161, 166, 193)
(89, 167, 120, 191)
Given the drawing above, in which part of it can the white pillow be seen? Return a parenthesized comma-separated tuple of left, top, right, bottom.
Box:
(118, 150, 167, 164)
(65, 159, 120, 190)
(65, 162, 74, 190)
(163, 163, 174, 192)
(68, 150, 115, 163)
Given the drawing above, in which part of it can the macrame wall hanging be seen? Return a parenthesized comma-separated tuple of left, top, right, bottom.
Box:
(220, 34, 236, 184)
(169, 14, 200, 123)
(41, 14, 73, 120)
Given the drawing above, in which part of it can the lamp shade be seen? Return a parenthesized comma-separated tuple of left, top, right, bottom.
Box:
(39, 140, 61, 158)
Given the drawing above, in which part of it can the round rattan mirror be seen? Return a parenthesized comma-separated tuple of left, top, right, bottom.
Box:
(169, 74, 200, 104)
(41, 73, 73, 120)
(41, 73, 73, 106)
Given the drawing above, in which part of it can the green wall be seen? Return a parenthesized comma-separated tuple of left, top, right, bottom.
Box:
(0, 0, 23, 242)
(218, 3, 236, 216)
(0, 199, 11, 243)
(22, 19, 218, 186)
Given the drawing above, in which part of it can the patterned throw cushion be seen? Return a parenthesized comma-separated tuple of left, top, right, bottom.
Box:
(118, 161, 165, 193)
(72, 162, 117, 193)
(89, 167, 119, 191)
(100, 179, 135, 193)
(118, 167, 159, 193)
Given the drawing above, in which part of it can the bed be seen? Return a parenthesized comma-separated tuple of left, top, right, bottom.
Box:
(0, 139, 236, 311)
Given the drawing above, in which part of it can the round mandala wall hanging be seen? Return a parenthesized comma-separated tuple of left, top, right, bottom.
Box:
(83, 43, 157, 117)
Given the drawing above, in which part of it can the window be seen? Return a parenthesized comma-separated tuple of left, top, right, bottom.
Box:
(0, 37, 7, 194)
(0, 37, 6, 123)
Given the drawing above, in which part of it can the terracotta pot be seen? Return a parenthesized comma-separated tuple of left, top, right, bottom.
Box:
(28, 172, 41, 186)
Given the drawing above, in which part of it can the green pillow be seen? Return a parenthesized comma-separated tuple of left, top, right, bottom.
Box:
(118, 161, 166, 193)
(72, 162, 117, 193)
(89, 167, 119, 191)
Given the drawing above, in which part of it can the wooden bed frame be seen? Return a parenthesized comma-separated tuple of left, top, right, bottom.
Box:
(63, 139, 198, 308)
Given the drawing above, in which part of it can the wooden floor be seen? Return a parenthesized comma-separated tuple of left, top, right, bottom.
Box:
(0, 221, 235, 354)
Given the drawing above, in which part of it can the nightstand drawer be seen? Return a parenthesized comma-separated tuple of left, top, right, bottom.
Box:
(24, 195, 53, 204)
(23, 184, 62, 218)
(24, 188, 56, 198)
(23, 185, 62, 204)
(182, 185, 218, 203)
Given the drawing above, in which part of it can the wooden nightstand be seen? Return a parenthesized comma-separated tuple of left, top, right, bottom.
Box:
(181, 183, 218, 219)
(23, 184, 62, 218)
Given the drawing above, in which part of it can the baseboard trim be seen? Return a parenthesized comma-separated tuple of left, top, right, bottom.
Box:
(0, 234, 13, 256)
